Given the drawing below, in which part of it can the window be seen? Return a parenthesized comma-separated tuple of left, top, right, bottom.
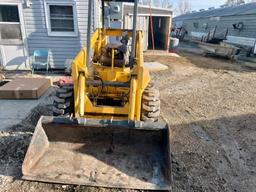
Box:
(0, 5, 22, 41)
(202, 23, 208, 29)
(193, 22, 199, 29)
(45, 2, 77, 36)
(233, 22, 244, 31)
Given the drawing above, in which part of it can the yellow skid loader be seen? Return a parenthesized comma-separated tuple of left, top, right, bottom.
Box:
(22, 0, 172, 190)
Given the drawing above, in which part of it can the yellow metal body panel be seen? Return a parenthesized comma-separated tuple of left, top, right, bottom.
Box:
(84, 95, 129, 114)
(72, 28, 150, 121)
(128, 78, 137, 121)
(94, 64, 131, 82)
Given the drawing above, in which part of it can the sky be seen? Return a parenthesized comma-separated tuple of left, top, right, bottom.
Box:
(172, 0, 225, 11)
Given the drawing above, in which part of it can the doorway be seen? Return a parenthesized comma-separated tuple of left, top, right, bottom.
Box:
(148, 16, 170, 50)
(0, 3, 28, 70)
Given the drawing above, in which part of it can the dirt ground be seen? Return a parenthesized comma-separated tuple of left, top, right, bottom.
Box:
(1, 52, 256, 192)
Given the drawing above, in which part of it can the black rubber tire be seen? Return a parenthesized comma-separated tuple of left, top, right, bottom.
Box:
(141, 84, 160, 122)
(53, 84, 74, 117)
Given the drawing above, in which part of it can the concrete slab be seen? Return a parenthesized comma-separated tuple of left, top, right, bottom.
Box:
(0, 87, 54, 131)
(144, 62, 169, 72)
(144, 50, 180, 58)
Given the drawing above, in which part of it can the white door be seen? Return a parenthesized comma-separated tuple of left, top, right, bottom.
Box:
(125, 15, 149, 51)
(0, 3, 28, 70)
(137, 16, 149, 51)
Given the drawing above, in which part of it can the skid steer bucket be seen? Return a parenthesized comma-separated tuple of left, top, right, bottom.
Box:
(22, 116, 172, 190)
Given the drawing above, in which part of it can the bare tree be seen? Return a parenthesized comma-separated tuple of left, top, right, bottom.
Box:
(177, 0, 191, 15)
(159, 0, 173, 8)
(139, 0, 149, 5)
(139, 0, 172, 8)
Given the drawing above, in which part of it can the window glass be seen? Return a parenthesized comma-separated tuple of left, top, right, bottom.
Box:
(0, 5, 21, 40)
(0, 24, 21, 39)
(193, 22, 199, 28)
(0, 5, 20, 22)
(49, 5, 74, 32)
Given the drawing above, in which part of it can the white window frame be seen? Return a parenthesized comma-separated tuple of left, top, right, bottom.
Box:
(44, 1, 78, 37)
(0, 3, 25, 44)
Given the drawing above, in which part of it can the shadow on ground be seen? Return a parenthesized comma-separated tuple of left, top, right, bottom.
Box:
(0, 103, 255, 192)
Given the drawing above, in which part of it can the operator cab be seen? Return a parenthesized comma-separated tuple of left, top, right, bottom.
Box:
(98, 32, 130, 68)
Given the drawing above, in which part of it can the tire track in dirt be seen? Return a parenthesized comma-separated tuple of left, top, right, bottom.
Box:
(147, 54, 256, 192)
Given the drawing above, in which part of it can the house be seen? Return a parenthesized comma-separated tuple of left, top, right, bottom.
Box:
(0, 0, 172, 70)
(173, 2, 256, 48)
(0, 0, 99, 70)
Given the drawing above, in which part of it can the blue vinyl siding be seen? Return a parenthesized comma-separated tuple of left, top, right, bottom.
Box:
(23, 0, 98, 69)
